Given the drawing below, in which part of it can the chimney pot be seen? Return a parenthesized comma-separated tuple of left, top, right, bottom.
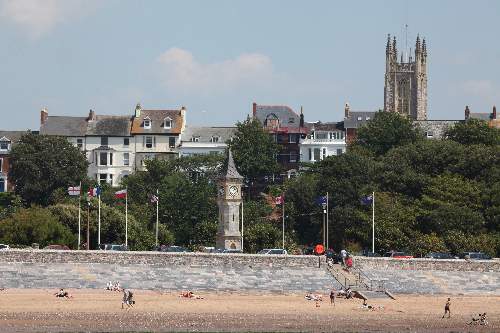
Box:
(344, 103, 351, 118)
(88, 109, 96, 121)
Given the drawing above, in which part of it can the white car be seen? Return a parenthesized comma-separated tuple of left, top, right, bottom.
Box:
(0, 244, 10, 251)
(258, 248, 287, 255)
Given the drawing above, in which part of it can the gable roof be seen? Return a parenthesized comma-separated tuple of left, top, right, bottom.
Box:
(223, 150, 243, 180)
(40, 116, 88, 136)
(181, 126, 236, 143)
(86, 115, 131, 136)
(131, 109, 183, 134)
(343, 111, 377, 128)
(0, 131, 26, 146)
(254, 104, 303, 132)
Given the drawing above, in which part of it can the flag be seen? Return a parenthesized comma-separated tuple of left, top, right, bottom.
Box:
(315, 195, 327, 205)
(87, 186, 101, 197)
(150, 194, 159, 203)
(115, 189, 127, 199)
(68, 186, 81, 196)
(361, 195, 373, 205)
(275, 195, 284, 205)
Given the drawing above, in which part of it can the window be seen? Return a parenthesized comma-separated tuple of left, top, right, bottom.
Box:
(0, 178, 4, 192)
(330, 131, 345, 140)
(145, 136, 153, 148)
(209, 151, 219, 155)
(357, 116, 362, 121)
(164, 118, 172, 129)
(0, 141, 9, 150)
(99, 174, 107, 184)
(0, 158, 3, 172)
(99, 152, 108, 166)
(426, 131, 434, 138)
(315, 132, 328, 140)
(191, 136, 199, 142)
(366, 117, 371, 121)
(336, 149, 343, 155)
(109, 174, 113, 185)
(169, 136, 176, 148)
(144, 118, 151, 129)
(313, 148, 321, 161)
(289, 151, 298, 163)
(101, 137, 108, 146)
(109, 153, 113, 166)
(322, 148, 327, 159)
(76, 138, 83, 149)
(289, 134, 298, 143)
(123, 153, 129, 166)
(309, 148, 312, 161)
(210, 136, 220, 143)
(123, 138, 129, 146)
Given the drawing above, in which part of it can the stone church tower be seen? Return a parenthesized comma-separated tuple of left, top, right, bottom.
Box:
(384, 34, 428, 120)
(216, 150, 243, 250)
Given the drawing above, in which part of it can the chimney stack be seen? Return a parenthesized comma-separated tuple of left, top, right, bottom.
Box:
(465, 105, 470, 120)
(88, 109, 96, 121)
(299, 106, 304, 128)
(252, 102, 257, 118)
(40, 108, 48, 126)
(344, 103, 351, 118)
(180, 106, 187, 131)
(493, 105, 497, 120)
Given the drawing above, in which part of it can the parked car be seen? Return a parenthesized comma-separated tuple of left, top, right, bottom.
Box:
(0, 244, 10, 251)
(459, 252, 492, 260)
(222, 249, 243, 254)
(100, 244, 128, 251)
(258, 249, 288, 255)
(425, 252, 455, 259)
(159, 245, 191, 253)
(384, 251, 413, 259)
(44, 244, 70, 250)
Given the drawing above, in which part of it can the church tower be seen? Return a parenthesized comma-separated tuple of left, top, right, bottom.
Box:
(384, 34, 428, 120)
(216, 150, 243, 250)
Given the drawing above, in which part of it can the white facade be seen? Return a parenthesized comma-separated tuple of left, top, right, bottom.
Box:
(299, 129, 346, 163)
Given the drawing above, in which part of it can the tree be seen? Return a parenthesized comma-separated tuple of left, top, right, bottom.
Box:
(355, 111, 423, 155)
(0, 207, 75, 248)
(228, 117, 280, 180)
(445, 119, 500, 145)
(9, 133, 88, 206)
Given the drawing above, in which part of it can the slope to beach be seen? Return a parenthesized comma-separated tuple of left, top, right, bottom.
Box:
(0, 289, 498, 332)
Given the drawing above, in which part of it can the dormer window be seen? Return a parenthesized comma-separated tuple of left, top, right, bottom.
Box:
(163, 117, 172, 129)
(144, 117, 151, 129)
(0, 140, 10, 151)
(191, 136, 200, 142)
(210, 136, 220, 143)
(288, 117, 295, 124)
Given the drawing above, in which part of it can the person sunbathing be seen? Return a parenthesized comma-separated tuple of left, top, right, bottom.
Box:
(55, 288, 72, 298)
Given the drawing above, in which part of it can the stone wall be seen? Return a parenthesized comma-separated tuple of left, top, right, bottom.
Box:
(354, 257, 500, 272)
(0, 250, 338, 293)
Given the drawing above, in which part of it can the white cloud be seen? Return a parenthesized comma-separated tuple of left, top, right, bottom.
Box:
(156, 48, 274, 94)
(0, 0, 93, 37)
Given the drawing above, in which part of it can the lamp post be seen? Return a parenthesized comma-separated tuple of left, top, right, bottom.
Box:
(86, 200, 91, 250)
(322, 202, 327, 247)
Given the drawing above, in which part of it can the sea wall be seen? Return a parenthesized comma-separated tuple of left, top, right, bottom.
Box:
(353, 257, 500, 272)
(0, 250, 338, 293)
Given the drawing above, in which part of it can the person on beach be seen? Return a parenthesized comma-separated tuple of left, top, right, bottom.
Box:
(340, 249, 347, 266)
(441, 298, 451, 318)
(329, 289, 336, 306)
(122, 289, 134, 309)
(55, 288, 72, 298)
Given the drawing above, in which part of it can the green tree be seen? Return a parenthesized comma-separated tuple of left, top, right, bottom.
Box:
(355, 111, 423, 155)
(0, 207, 75, 248)
(9, 133, 88, 206)
(445, 118, 500, 145)
(228, 117, 280, 180)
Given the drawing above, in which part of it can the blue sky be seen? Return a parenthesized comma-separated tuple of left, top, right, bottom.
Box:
(1, 0, 499, 130)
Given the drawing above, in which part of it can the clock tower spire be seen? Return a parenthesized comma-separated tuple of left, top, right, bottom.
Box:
(216, 150, 243, 250)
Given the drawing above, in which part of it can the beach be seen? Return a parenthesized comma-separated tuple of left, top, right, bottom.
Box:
(0, 289, 498, 332)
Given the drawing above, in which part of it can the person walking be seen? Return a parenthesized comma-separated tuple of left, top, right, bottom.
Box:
(340, 249, 347, 266)
(441, 298, 451, 318)
(329, 289, 336, 306)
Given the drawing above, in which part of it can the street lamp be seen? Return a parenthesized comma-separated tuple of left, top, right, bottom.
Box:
(322, 202, 327, 248)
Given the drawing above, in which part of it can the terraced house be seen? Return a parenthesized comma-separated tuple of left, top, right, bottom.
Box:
(0, 131, 25, 192)
(39, 104, 186, 186)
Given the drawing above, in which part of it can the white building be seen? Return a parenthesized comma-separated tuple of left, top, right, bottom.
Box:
(299, 122, 346, 163)
(179, 126, 235, 157)
(39, 104, 186, 186)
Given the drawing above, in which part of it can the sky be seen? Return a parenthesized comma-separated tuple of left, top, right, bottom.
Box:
(1, 0, 499, 130)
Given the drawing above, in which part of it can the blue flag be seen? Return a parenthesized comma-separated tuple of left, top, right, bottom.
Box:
(361, 195, 373, 205)
(315, 196, 327, 205)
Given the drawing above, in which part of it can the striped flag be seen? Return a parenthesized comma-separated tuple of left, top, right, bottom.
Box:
(87, 186, 101, 198)
(115, 189, 127, 199)
(67, 186, 81, 196)
(275, 195, 284, 205)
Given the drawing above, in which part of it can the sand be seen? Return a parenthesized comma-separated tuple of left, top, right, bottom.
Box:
(0, 289, 498, 332)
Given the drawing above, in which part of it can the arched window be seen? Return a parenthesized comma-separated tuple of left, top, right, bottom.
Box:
(163, 117, 172, 129)
(144, 117, 152, 129)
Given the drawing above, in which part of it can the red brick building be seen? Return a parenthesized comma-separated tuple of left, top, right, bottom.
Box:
(0, 131, 24, 192)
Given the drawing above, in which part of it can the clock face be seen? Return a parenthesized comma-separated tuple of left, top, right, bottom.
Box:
(228, 185, 238, 197)
(218, 187, 225, 196)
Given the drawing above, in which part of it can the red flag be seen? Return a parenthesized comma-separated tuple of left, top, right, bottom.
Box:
(115, 189, 127, 199)
(275, 195, 284, 205)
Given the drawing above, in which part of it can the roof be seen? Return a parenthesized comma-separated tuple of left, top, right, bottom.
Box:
(305, 122, 343, 131)
(343, 111, 377, 128)
(0, 131, 26, 145)
(223, 150, 243, 180)
(40, 116, 88, 136)
(181, 126, 236, 143)
(469, 113, 492, 121)
(254, 104, 304, 133)
(131, 109, 183, 134)
(86, 115, 131, 136)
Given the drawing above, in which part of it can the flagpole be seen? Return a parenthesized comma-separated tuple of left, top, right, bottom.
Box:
(155, 189, 159, 248)
(241, 199, 244, 251)
(125, 187, 128, 247)
(78, 182, 81, 250)
(282, 194, 285, 250)
(372, 191, 375, 253)
(98, 189, 101, 247)
(326, 192, 329, 249)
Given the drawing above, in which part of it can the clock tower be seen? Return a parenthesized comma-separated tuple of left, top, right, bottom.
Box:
(216, 150, 243, 250)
